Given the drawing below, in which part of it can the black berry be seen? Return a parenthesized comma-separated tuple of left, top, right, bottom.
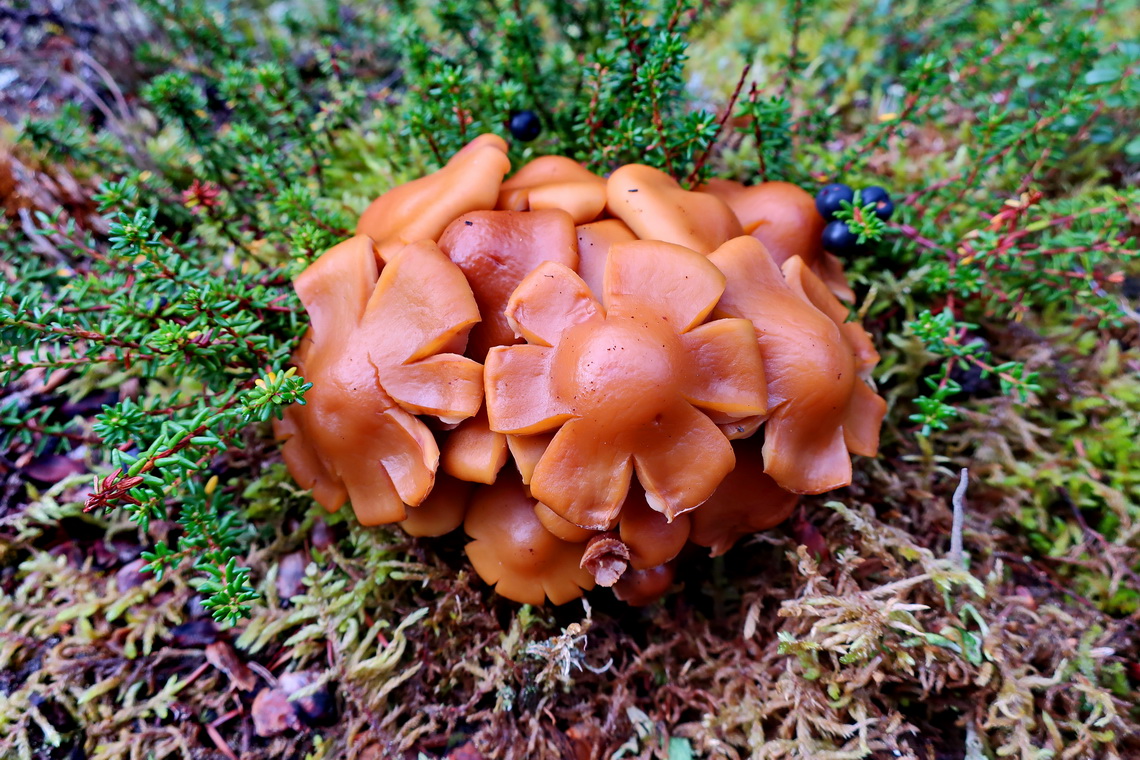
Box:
(948, 339, 996, 399)
(508, 110, 542, 142)
(815, 183, 854, 221)
(860, 185, 895, 220)
(821, 220, 861, 256)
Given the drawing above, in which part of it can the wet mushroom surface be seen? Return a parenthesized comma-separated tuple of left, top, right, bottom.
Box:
(276, 135, 887, 605)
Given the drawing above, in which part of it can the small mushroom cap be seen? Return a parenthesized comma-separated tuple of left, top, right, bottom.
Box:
(606, 164, 743, 254)
(498, 155, 607, 224)
(534, 502, 600, 543)
(438, 208, 578, 361)
(277, 351, 439, 525)
(464, 474, 596, 605)
(575, 219, 637, 300)
(781, 256, 886, 458)
(441, 409, 508, 484)
(689, 436, 799, 556)
(276, 235, 486, 525)
(709, 236, 885, 493)
(400, 473, 473, 537)
(701, 180, 855, 301)
(275, 237, 432, 524)
(701, 180, 824, 267)
(293, 236, 378, 347)
(274, 234, 376, 512)
(783, 255, 879, 380)
(357, 134, 511, 262)
(816, 251, 857, 303)
(612, 562, 676, 606)
(618, 486, 691, 570)
(360, 239, 484, 425)
(708, 238, 846, 492)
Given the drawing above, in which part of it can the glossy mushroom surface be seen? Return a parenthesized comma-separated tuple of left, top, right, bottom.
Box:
(464, 475, 596, 605)
(357, 134, 511, 263)
(484, 240, 766, 528)
(498, 155, 607, 224)
(613, 562, 676, 606)
(618, 487, 691, 570)
(781, 255, 887, 460)
(277, 137, 886, 606)
(400, 473, 473, 537)
(575, 219, 637, 300)
(273, 235, 483, 525)
(701, 179, 855, 301)
(606, 164, 743, 254)
(709, 236, 885, 494)
(689, 437, 799, 556)
(438, 208, 578, 361)
(441, 409, 508, 485)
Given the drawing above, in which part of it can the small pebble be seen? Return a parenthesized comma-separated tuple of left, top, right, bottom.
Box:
(251, 688, 301, 737)
(311, 519, 335, 550)
(279, 670, 337, 725)
(276, 550, 308, 602)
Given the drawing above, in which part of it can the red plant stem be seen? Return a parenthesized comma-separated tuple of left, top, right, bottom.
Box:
(685, 63, 751, 187)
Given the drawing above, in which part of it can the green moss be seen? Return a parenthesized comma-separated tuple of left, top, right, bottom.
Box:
(2, 0, 1140, 757)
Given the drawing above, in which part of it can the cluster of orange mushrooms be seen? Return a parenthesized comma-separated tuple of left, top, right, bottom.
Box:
(273, 134, 887, 606)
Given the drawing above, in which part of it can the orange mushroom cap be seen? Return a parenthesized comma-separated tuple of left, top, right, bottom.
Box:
(535, 501, 600, 543)
(484, 240, 767, 529)
(783, 255, 880, 381)
(438, 208, 578, 361)
(606, 164, 743, 254)
(357, 134, 511, 263)
(575, 219, 637, 300)
(612, 562, 676, 606)
(702, 180, 823, 266)
(700, 179, 855, 301)
(781, 255, 886, 458)
(708, 236, 886, 494)
(441, 408, 508, 485)
(506, 431, 555, 485)
(359, 239, 484, 425)
(464, 474, 596, 605)
(498, 155, 607, 224)
(618, 486, 691, 570)
(689, 436, 799, 556)
(274, 235, 484, 525)
(400, 473, 473, 537)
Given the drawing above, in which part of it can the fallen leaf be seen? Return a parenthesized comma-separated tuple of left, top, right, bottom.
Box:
(205, 641, 257, 692)
(23, 454, 85, 484)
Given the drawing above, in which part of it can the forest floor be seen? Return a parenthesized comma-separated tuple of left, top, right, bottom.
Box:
(2, 2, 1139, 760)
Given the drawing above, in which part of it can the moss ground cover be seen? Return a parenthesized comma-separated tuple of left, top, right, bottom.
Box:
(0, 0, 1138, 757)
